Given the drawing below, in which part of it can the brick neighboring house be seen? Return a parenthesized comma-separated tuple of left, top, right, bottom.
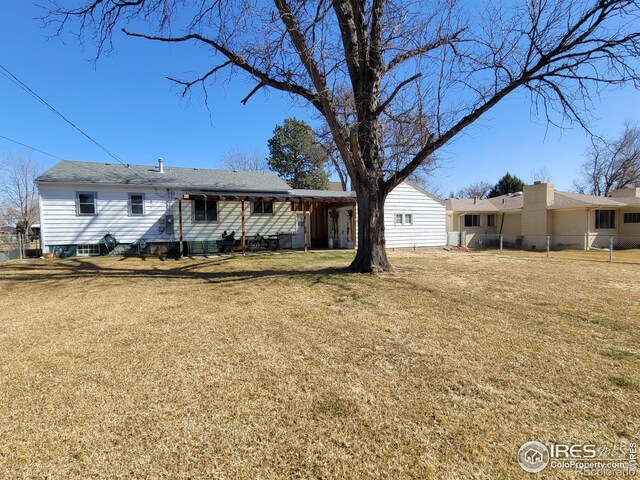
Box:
(445, 182, 640, 249)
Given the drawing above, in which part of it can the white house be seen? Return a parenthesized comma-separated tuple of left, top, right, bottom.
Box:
(36, 159, 445, 257)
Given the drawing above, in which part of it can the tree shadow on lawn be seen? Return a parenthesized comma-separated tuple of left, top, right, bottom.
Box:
(0, 255, 354, 288)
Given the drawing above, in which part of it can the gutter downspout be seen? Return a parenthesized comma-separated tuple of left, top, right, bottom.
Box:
(457, 212, 468, 247)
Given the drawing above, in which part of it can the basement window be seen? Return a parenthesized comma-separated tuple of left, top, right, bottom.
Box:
(464, 214, 480, 227)
(77, 244, 100, 256)
(624, 212, 640, 223)
(193, 199, 218, 222)
(595, 210, 616, 229)
(253, 201, 274, 214)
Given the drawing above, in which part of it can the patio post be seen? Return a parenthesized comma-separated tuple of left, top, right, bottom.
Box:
(241, 199, 246, 255)
(303, 201, 308, 252)
(178, 198, 184, 258)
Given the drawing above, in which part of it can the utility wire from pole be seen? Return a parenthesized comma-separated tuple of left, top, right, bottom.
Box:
(0, 64, 150, 183)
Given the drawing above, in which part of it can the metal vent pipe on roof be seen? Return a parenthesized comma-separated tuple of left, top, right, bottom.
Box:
(158, 158, 164, 174)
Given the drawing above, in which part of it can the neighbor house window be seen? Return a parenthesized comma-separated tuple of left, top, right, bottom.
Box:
(193, 199, 217, 222)
(624, 212, 640, 223)
(404, 214, 413, 225)
(395, 214, 404, 225)
(128, 193, 145, 216)
(76, 192, 97, 216)
(77, 244, 100, 256)
(464, 214, 480, 227)
(595, 210, 616, 229)
(487, 214, 496, 227)
(253, 201, 274, 214)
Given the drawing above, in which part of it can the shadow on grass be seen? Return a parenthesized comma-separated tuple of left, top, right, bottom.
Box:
(0, 254, 356, 287)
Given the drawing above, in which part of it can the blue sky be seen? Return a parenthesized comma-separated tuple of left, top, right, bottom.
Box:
(2, 2, 639, 195)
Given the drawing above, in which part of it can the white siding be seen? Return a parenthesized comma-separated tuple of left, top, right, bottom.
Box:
(39, 183, 298, 250)
(180, 198, 297, 240)
(39, 184, 177, 249)
(39, 180, 445, 251)
(383, 182, 446, 247)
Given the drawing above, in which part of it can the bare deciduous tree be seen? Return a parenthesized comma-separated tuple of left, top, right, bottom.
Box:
(45, 0, 640, 272)
(220, 149, 266, 172)
(0, 153, 40, 233)
(530, 167, 552, 184)
(575, 123, 640, 196)
(454, 181, 493, 199)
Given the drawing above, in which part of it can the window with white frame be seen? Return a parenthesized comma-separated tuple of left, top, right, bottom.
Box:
(464, 214, 480, 227)
(193, 199, 217, 222)
(253, 201, 274, 214)
(595, 209, 616, 229)
(394, 213, 413, 225)
(487, 214, 496, 227)
(128, 193, 145, 216)
(624, 212, 640, 223)
(77, 244, 100, 256)
(76, 192, 97, 216)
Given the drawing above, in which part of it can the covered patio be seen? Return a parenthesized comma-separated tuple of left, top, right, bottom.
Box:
(176, 189, 356, 255)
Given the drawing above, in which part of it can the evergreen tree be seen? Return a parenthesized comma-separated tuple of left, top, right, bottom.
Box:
(267, 119, 330, 190)
(488, 173, 525, 197)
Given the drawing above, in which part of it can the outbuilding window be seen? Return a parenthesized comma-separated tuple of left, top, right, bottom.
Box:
(128, 193, 145, 216)
(394, 213, 413, 225)
(464, 214, 480, 227)
(595, 210, 616, 229)
(76, 192, 97, 216)
(194, 199, 217, 222)
(253, 201, 274, 214)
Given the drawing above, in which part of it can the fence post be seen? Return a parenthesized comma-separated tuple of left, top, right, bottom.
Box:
(609, 236, 613, 262)
(18, 234, 23, 260)
(545, 235, 550, 258)
(499, 235, 503, 253)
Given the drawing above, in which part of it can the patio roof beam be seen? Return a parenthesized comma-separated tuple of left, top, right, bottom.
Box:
(179, 193, 355, 203)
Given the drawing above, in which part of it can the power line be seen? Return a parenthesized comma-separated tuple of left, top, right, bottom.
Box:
(0, 134, 66, 160)
(0, 64, 149, 183)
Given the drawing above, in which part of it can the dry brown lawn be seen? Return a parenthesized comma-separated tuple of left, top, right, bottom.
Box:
(0, 250, 638, 479)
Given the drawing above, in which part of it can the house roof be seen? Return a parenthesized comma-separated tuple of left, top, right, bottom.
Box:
(36, 160, 442, 205)
(447, 188, 640, 213)
(289, 188, 356, 199)
(445, 192, 523, 212)
(549, 191, 627, 209)
(445, 197, 499, 212)
(327, 181, 345, 191)
(36, 160, 292, 193)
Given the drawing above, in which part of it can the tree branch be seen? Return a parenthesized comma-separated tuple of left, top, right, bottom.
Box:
(123, 28, 324, 112)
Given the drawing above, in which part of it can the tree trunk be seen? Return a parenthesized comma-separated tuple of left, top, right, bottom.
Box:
(348, 183, 392, 273)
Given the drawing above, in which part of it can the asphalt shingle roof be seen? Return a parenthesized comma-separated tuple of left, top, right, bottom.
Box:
(36, 160, 292, 193)
(549, 191, 627, 209)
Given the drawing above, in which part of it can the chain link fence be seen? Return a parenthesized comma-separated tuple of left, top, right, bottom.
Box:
(453, 233, 640, 263)
(0, 234, 28, 263)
